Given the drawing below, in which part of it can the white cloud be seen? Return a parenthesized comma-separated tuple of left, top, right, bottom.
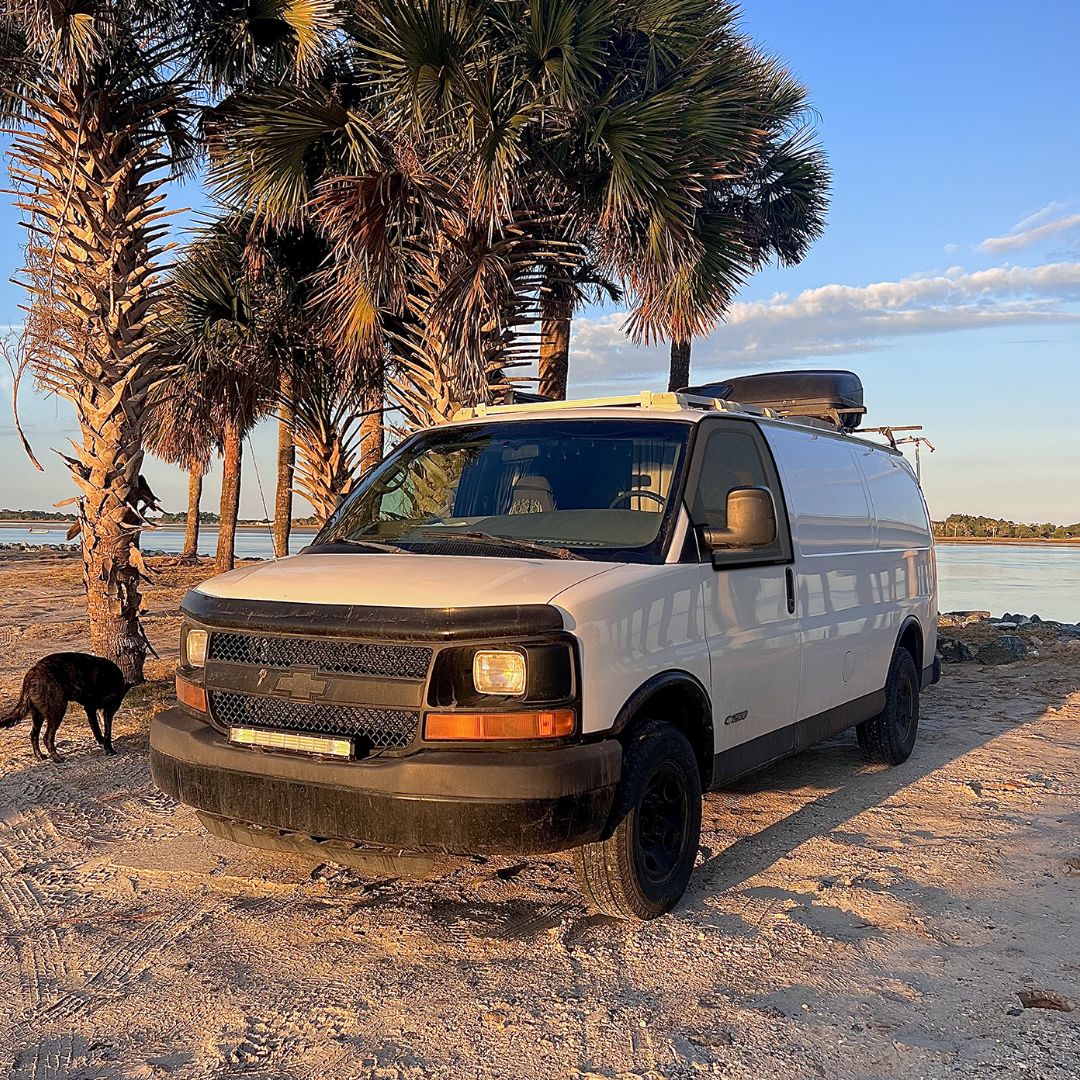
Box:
(1011, 201, 1067, 233)
(978, 210, 1080, 254)
(569, 261, 1080, 387)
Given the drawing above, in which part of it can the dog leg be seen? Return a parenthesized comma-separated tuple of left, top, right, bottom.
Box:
(102, 706, 117, 755)
(43, 710, 65, 764)
(30, 708, 45, 760)
(85, 706, 106, 748)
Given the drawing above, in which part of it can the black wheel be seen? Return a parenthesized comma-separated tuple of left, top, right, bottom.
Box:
(575, 720, 702, 920)
(856, 648, 920, 765)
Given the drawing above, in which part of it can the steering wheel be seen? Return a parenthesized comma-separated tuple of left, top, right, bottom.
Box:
(608, 489, 667, 510)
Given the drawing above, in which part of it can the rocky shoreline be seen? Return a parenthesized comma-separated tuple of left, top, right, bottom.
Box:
(0, 541, 207, 558)
(938, 610, 1080, 665)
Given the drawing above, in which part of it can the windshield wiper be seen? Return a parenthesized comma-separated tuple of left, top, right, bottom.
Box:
(307, 538, 410, 555)
(417, 529, 585, 561)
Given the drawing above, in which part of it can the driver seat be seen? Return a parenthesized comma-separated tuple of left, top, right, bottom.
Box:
(509, 474, 555, 515)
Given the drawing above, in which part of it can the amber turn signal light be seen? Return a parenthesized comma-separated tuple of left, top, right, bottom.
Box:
(176, 672, 208, 714)
(425, 709, 575, 741)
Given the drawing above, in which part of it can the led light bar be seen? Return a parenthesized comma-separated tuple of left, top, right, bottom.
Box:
(228, 726, 352, 759)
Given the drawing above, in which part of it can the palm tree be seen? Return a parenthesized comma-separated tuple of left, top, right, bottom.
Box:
(208, 0, 828, 420)
(144, 375, 216, 559)
(282, 356, 374, 523)
(158, 218, 270, 573)
(205, 15, 588, 422)
(1, 1, 201, 680)
(242, 222, 339, 555)
(1, 0, 342, 678)
(523, 1, 831, 395)
(273, 373, 297, 558)
(654, 75, 832, 390)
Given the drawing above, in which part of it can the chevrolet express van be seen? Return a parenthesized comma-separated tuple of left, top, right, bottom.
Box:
(151, 371, 938, 920)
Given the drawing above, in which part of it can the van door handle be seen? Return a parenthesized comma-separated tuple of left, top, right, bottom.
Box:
(785, 566, 796, 615)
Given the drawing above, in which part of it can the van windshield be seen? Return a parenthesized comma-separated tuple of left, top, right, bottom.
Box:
(314, 419, 691, 563)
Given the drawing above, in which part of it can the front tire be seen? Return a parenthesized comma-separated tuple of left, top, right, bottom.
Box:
(575, 720, 702, 920)
(856, 648, 920, 765)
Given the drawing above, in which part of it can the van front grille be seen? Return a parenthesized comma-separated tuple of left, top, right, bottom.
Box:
(209, 691, 419, 751)
(207, 632, 431, 680)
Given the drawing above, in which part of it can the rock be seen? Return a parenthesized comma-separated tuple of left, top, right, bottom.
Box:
(1029, 613, 1042, 623)
(938, 610, 991, 628)
(937, 637, 976, 664)
(975, 635, 1029, 666)
(1017, 989, 1076, 1012)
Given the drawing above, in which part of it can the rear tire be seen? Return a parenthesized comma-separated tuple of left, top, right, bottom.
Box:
(575, 720, 701, 920)
(856, 648, 920, 765)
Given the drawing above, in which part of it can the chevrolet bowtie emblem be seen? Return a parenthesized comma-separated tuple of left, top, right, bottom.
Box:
(273, 667, 330, 701)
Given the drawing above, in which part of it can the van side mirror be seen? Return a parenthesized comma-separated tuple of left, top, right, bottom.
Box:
(701, 487, 778, 554)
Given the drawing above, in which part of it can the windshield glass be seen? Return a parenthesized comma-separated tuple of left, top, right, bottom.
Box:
(315, 419, 691, 562)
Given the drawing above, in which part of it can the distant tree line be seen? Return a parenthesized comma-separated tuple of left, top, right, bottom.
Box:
(0, 508, 76, 522)
(1, 509, 320, 527)
(933, 514, 1080, 540)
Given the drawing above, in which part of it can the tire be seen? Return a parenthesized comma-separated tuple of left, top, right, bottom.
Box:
(575, 720, 702, 920)
(856, 648, 920, 765)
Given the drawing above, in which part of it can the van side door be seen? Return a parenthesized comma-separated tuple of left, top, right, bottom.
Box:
(688, 418, 802, 767)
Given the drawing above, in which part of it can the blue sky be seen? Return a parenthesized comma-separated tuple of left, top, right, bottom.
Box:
(3, 0, 1079, 522)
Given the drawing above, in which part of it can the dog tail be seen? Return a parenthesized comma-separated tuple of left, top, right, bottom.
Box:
(0, 691, 28, 728)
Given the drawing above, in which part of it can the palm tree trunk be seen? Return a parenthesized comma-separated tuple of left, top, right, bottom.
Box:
(216, 420, 243, 574)
(273, 368, 295, 558)
(182, 463, 203, 559)
(538, 273, 573, 400)
(669, 338, 692, 392)
(80, 434, 149, 685)
(360, 383, 383, 476)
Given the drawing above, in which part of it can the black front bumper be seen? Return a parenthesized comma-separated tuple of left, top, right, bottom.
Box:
(150, 708, 621, 856)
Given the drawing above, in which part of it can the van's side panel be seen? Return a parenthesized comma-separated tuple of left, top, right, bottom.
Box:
(762, 425, 902, 721)
(853, 445, 937, 665)
(552, 564, 710, 735)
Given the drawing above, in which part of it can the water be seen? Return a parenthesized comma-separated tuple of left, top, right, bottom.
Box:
(0, 523, 312, 560)
(4, 525, 1078, 623)
(933, 544, 1080, 623)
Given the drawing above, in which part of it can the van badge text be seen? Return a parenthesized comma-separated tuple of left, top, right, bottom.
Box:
(724, 710, 748, 726)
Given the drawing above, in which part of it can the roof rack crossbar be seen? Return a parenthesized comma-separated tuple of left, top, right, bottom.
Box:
(452, 391, 779, 422)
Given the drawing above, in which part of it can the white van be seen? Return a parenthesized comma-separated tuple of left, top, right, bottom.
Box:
(151, 371, 938, 919)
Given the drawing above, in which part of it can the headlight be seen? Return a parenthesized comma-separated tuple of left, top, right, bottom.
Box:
(472, 650, 526, 696)
(183, 628, 208, 668)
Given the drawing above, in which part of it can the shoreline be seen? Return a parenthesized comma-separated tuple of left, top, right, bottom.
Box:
(933, 536, 1080, 546)
(4, 522, 1079, 544)
(0, 520, 320, 532)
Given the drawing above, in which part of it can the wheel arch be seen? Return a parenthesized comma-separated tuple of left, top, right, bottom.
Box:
(610, 670, 714, 789)
(895, 616, 925, 673)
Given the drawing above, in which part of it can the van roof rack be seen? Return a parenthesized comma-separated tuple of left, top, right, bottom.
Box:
(452, 390, 777, 422)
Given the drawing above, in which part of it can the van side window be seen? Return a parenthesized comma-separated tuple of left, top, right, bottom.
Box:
(690, 423, 792, 564)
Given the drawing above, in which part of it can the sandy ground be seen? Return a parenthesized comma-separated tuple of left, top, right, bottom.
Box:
(0, 550, 1078, 1080)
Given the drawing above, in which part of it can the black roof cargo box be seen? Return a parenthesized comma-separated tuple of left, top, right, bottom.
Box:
(680, 369, 865, 430)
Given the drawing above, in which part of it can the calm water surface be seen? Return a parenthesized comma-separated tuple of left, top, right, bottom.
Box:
(4, 526, 1078, 623)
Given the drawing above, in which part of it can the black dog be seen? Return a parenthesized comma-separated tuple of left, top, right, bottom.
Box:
(0, 653, 130, 762)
